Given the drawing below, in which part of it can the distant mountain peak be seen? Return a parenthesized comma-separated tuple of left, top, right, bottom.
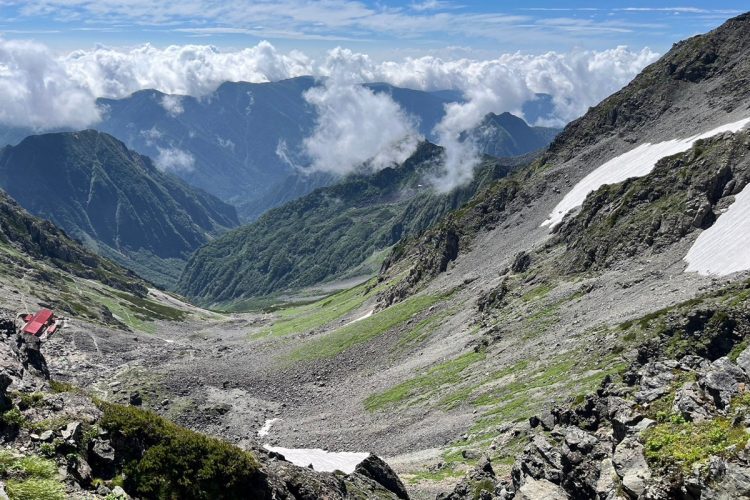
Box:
(0, 130, 238, 288)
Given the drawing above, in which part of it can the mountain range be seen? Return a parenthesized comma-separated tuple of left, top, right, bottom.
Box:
(0, 78, 558, 222)
(0, 130, 238, 288)
(1, 11, 749, 500)
(177, 142, 524, 306)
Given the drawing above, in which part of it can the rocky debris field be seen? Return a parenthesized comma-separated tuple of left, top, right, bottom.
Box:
(0, 311, 411, 499)
(437, 289, 750, 499)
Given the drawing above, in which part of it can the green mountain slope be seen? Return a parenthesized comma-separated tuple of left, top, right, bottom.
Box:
(377, 12, 750, 303)
(466, 112, 560, 158)
(0, 189, 146, 296)
(176, 142, 522, 305)
(0, 130, 239, 288)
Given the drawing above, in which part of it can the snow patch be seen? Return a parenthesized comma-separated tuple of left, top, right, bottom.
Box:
(263, 446, 369, 473)
(684, 183, 750, 276)
(257, 418, 279, 438)
(542, 117, 750, 228)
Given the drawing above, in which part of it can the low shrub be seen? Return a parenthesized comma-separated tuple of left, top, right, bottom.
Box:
(97, 402, 269, 499)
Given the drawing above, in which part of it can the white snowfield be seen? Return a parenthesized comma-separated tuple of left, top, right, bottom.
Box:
(263, 445, 370, 473)
(684, 183, 750, 276)
(542, 117, 750, 228)
(257, 418, 279, 438)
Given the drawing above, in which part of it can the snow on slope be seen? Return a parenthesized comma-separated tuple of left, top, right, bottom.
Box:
(263, 445, 369, 473)
(684, 183, 750, 276)
(542, 117, 750, 227)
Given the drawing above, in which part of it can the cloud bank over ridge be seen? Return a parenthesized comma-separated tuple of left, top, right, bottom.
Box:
(0, 38, 658, 188)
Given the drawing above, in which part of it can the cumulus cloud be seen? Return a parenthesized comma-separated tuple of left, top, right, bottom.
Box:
(0, 38, 658, 189)
(63, 41, 312, 98)
(331, 45, 658, 189)
(154, 147, 195, 173)
(302, 81, 421, 175)
(160, 95, 184, 116)
(0, 38, 101, 129)
(318, 45, 658, 127)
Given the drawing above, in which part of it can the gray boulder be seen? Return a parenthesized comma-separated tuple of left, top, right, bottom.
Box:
(613, 437, 652, 498)
(736, 346, 750, 379)
(673, 382, 711, 422)
(702, 460, 750, 499)
(70, 456, 92, 486)
(61, 421, 82, 444)
(595, 458, 619, 499)
(111, 485, 130, 498)
(89, 438, 116, 478)
(353, 454, 409, 499)
(512, 435, 563, 486)
(608, 396, 643, 442)
(699, 357, 747, 410)
(635, 362, 675, 403)
(516, 477, 569, 499)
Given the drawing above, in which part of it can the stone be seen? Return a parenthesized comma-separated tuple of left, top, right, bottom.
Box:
(111, 486, 129, 498)
(702, 461, 750, 499)
(61, 421, 82, 443)
(595, 458, 618, 499)
(512, 435, 563, 486)
(737, 347, 750, 379)
(89, 438, 116, 477)
(608, 396, 643, 442)
(353, 454, 409, 500)
(96, 484, 112, 496)
(613, 437, 651, 498)
(635, 361, 675, 403)
(38, 430, 54, 442)
(511, 252, 531, 273)
(700, 357, 747, 409)
(530, 411, 555, 431)
(630, 417, 656, 434)
(128, 391, 142, 406)
(0, 480, 8, 500)
(564, 427, 598, 453)
(516, 477, 569, 499)
(673, 382, 711, 422)
(70, 457, 92, 486)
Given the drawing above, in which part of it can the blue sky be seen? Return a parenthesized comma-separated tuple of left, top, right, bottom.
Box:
(0, 1, 746, 57)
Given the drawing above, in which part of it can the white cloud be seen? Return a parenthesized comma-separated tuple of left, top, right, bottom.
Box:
(216, 136, 235, 151)
(410, 1, 460, 12)
(325, 45, 658, 190)
(160, 94, 184, 116)
(0, 38, 657, 190)
(154, 146, 195, 173)
(64, 41, 312, 98)
(320, 45, 658, 126)
(0, 38, 100, 129)
(302, 81, 421, 175)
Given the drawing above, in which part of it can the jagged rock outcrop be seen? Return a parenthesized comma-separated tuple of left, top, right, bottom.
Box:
(0, 191, 147, 295)
(439, 293, 750, 499)
(553, 131, 750, 273)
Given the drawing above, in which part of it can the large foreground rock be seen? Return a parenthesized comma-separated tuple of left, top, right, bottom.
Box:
(354, 454, 409, 499)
